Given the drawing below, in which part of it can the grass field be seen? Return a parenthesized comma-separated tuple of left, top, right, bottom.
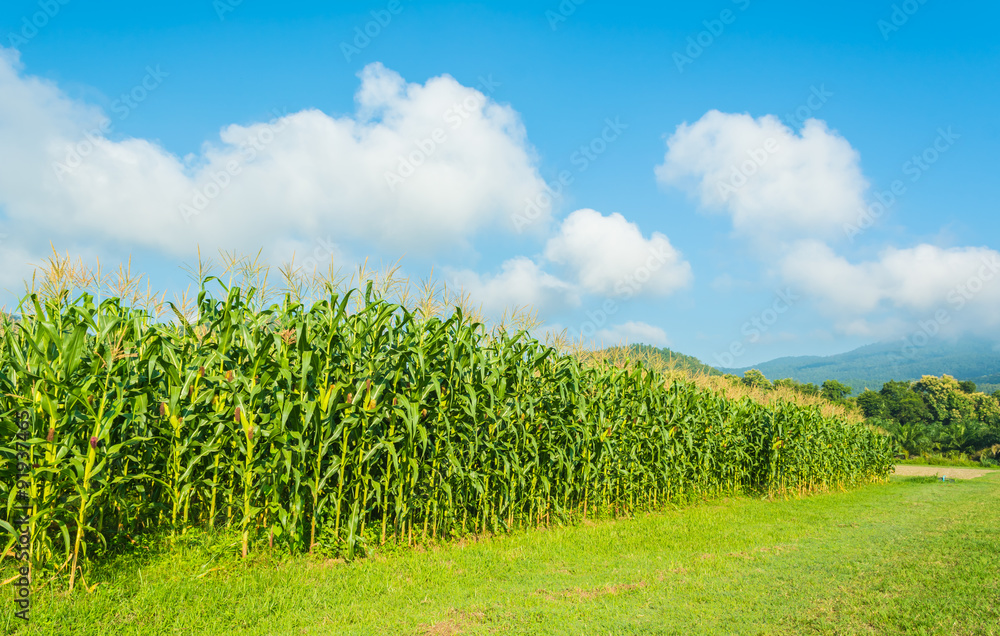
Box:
(897, 456, 1000, 469)
(4, 472, 998, 635)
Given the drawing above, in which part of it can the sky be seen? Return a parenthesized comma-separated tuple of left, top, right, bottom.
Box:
(1, 0, 999, 368)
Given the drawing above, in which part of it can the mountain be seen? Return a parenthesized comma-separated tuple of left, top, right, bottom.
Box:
(718, 336, 1000, 395)
(614, 344, 722, 377)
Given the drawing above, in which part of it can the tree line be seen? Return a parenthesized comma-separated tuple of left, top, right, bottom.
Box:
(733, 369, 1000, 464)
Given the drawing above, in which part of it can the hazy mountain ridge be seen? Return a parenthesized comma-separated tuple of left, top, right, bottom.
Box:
(718, 336, 1000, 395)
(618, 344, 723, 377)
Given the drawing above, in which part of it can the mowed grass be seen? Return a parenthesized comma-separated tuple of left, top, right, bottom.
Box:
(5, 474, 999, 635)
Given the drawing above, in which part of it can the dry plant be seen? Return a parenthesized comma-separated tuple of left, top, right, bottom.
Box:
(559, 342, 864, 424)
(21, 247, 163, 315)
(22, 247, 94, 307)
(681, 373, 865, 424)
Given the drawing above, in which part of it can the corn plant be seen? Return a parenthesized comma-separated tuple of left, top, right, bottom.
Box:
(0, 281, 893, 589)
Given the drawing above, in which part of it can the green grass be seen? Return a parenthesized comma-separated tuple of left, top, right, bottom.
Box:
(4, 474, 999, 635)
(897, 455, 999, 469)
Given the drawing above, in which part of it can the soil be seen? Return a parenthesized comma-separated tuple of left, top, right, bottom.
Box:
(893, 465, 995, 479)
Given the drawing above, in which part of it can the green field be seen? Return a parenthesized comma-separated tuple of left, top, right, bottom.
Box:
(0, 283, 890, 590)
(5, 473, 997, 635)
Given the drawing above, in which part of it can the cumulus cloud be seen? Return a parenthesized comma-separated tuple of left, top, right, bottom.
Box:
(781, 240, 1000, 332)
(447, 257, 579, 316)
(0, 49, 548, 259)
(544, 209, 692, 297)
(654, 109, 1000, 340)
(656, 110, 868, 240)
(0, 237, 37, 298)
(449, 209, 691, 318)
(710, 273, 755, 294)
(594, 321, 670, 347)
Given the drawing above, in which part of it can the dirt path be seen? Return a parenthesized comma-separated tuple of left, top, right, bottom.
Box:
(893, 465, 995, 479)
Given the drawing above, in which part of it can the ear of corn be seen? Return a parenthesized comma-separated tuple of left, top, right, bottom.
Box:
(0, 285, 892, 585)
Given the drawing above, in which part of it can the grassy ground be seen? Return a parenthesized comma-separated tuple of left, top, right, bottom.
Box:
(897, 455, 999, 469)
(4, 473, 999, 635)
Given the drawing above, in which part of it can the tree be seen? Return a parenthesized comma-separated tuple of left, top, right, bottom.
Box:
(880, 380, 930, 426)
(885, 420, 932, 457)
(774, 378, 820, 396)
(821, 379, 852, 402)
(913, 375, 975, 425)
(971, 392, 1000, 431)
(742, 369, 771, 389)
(856, 389, 885, 419)
(959, 380, 977, 394)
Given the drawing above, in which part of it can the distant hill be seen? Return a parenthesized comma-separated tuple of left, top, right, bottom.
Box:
(719, 336, 1000, 395)
(622, 344, 722, 376)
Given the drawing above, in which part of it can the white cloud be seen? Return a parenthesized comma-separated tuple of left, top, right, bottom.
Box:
(710, 272, 755, 293)
(655, 110, 868, 240)
(0, 49, 548, 259)
(447, 257, 579, 316)
(781, 240, 1000, 332)
(0, 239, 36, 299)
(450, 209, 691, 317)
(595, 321, 670, 347)
(544, 209, 692, 297)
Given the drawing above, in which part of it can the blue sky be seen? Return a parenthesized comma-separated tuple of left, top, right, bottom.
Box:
(1, 0, 999, 367)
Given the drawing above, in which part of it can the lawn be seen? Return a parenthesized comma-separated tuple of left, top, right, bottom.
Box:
(4, 473, 998, 635)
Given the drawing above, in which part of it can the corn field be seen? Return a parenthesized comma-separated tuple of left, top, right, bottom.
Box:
(1, 279, 893, 589)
